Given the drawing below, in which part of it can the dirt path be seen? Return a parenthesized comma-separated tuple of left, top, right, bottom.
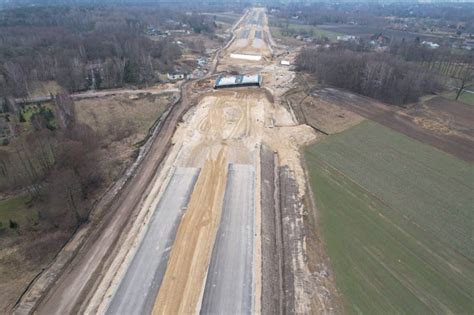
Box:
(15, 86, 179, 105)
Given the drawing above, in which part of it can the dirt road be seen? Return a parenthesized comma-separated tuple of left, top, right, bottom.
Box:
(15, 86, 179, 105)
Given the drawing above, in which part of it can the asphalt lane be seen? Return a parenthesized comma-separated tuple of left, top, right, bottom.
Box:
(106, 167, 200, 315)
(200, 164, 256, 314)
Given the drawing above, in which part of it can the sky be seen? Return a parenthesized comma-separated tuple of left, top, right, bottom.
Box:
(2, 0, 474, 6)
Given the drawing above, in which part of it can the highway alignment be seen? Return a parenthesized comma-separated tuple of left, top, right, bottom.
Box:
(106, 167, 200, 315)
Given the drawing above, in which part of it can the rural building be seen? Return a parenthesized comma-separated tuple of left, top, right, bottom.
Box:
(462, 39, 474, 50)
(370, 33, 390, 46)
(230, 53, 262, 61)
(167, 72, 186, 81)
(422, 41, 440, 49)
(197, 57, 208, 67)
(337, 35, 358, 42)
(214, 74, 262, 89)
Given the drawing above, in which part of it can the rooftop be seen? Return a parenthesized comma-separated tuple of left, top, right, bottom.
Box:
(215, 74, 262, 88)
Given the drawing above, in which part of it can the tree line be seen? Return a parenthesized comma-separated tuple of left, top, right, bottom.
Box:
(296, 47, 442, 105)
(333, 38, 473, 98)
(269, 2, 474, 33)
(389, 40, 473, 89)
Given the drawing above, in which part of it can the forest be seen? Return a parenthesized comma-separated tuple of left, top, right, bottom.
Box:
(0, 5, 216, 98)
(297, 47, 442, 105)
(269, 2, 474, 33)
(296, 37, 472, 105)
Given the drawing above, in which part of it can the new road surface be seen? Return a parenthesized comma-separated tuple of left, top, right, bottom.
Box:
(201, 164, 256, 314)
(106, 167, 200, 315)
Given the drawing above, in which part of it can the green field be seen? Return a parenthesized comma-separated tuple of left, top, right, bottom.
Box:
(0, 195, 36, 230)
(272, 23, 343, 41)
(203, 12, 240, 25)
(305, 121, 474, 314)
(443, 90, 474, 106)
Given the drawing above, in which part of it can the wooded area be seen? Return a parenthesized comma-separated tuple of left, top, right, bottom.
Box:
(270, 2, 474, 33)
(296, 47, 442, 105)
(0, 5, 216, 98)
(0, 94, 103, 227)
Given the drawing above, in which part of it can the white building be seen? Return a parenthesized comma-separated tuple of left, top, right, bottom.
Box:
(215, 74, 262, 89)
(337, 35, 358, 42)
(167, 73, 186, 81)
(422, 41, 440, 49)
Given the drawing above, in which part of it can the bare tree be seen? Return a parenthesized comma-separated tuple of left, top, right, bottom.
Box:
(455, 63, 473, 101)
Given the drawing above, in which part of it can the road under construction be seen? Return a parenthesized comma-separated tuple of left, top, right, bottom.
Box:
(14, 7, 334, 315)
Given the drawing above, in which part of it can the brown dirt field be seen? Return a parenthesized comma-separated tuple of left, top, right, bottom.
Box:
(176, 88, 270, 168)
(314, 87, 474, 162)
(152, 150, 228, 314)
(29, 81, 64, 98)
(270, 26, 304, 47)
(178, 33, 223, 51)
(75, 93, 173, 138)
(409, 96, 474, 138)
(286, 90, 364, 134)
(75, 93, 175, 182)
(0, 229, 70, 313)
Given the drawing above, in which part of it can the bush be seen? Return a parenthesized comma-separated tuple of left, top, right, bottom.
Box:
(9, 219, 19, 229)
(19, 112, 26, 122)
